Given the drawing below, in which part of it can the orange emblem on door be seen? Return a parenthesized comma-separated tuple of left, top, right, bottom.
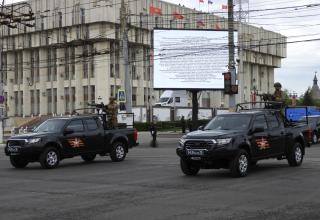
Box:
(256, 138, 270, 150)
(67, 138, 85, 148)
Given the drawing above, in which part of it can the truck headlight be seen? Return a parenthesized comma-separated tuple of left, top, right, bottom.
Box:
(26, 138, 41, 144)
(179, 137, 186, 147)
(216, 138, 232, 145)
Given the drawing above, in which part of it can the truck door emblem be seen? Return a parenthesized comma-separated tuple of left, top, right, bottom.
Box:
(256, 138, 270, 150)
(68, 138, 85, 148)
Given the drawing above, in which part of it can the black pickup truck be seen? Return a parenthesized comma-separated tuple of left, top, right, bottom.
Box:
(4, 115, 138, 169)
(176, 103, 310, 177)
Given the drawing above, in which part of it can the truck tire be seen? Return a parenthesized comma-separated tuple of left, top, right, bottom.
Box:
(110, 142, 127, 162)
(312, 132, 318, 144)
(287, 142, 303, 167)
(39, 147, 60, 169)
(10, 156, 29, 168)
(180, 159, 200, 176)
(230, 149, 249, 177)
(81, 154, 96, 162)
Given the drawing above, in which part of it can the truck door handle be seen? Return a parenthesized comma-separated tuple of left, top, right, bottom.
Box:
(280, 132, 284, 135)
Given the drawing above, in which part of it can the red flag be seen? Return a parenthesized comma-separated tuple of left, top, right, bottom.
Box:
(150, 6, 162, 15)
(199, 0, 204, 3)
(222, 4, 228, 10)
(196, 20, 205, 27)
(173, 11, 184, 20)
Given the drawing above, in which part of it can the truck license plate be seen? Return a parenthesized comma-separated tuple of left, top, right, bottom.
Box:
(186, 149, 204, 156)
(8, 146, 19, 152)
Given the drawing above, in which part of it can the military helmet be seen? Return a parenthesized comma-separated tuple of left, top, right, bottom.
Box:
(274, 82, 282, 88)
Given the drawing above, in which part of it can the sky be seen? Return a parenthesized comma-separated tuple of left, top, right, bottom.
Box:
(4, 0, 320, 96)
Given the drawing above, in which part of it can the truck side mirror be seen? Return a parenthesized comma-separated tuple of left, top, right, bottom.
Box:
(198, 126, 204, 131)
(64, 128, 74, 135)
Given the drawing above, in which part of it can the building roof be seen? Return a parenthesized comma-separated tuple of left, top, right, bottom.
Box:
(311, 74, 320, 100)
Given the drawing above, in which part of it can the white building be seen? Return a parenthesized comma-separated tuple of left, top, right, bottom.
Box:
(0, 0, 286, 117)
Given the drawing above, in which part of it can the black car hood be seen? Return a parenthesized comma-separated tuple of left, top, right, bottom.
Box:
(185, 130, 245, 139)
(8, 132, 56, 140)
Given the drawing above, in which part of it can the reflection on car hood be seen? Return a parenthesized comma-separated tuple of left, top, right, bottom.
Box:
(185, 130, 245, 139)
(9, 132, 56, 140)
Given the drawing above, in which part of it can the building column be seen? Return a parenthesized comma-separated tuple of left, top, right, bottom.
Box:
(94, 42, 110, 104)
(39, 49, 48, 115)
(75, 46, 84, 109)
(22, 50, 31, 117)
(136, 47, 144, 105)
(6, 53, 14, 117)
(56, 48, 65, 114)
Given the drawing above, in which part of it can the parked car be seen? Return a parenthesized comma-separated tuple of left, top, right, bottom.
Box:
(302, 115, 320, 144)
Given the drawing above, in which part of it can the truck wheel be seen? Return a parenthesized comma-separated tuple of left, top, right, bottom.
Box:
(180, 159, 200, 176)
(10, 156, 29, 168)
(39, 147, 60, 169)
(287, 142, 303, 167)
(312, 132, 318, 144)
(230, 149, 249, 177)
(110, 142, 127, 162)
(81, 154, 96, 162)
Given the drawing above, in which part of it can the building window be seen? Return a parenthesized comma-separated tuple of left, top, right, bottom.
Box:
(110, 64, 114, 77)
(58, 12, 63, 27)
(90, 85, 95, 103)
(47, 89, 52, 114)
(65, 87, 70, 113)
(80, 8, 85, 24)
(53, 88, 57, 114)
(83, 86, 88, 111)
(36, 90, 40, 115)
(110, 85, 115, 97)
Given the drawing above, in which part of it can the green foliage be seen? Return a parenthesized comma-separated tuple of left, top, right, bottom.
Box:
(301, 88, 315, 106)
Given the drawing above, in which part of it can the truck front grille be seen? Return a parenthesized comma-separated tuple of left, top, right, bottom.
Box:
(8, 140, 25, 147)
(185, 140, 214, 150)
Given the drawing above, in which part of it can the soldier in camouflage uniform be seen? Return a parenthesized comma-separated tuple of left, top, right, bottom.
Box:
(273, 82, 285, 102)
(107, 97, 118, 129)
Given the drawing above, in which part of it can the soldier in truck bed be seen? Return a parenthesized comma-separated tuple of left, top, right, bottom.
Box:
(107, 97, 118, 129)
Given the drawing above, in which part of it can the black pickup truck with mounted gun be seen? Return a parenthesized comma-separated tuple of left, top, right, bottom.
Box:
(4, 109, 138, 169)
(176, 102, 311, 177)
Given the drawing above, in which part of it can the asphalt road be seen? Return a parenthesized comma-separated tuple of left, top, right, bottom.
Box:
(1, 133, 320, 220)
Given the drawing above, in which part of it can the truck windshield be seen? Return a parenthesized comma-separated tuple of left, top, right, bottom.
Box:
(34, 119, 67, 133)
(159, 97, 169, 103)
(205, 115, 252, 131)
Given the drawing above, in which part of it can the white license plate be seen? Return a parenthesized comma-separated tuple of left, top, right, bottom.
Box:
(186, 149, 204, 156)
(8, 146, 19, 152)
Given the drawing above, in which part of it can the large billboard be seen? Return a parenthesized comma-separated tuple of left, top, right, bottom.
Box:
(153, 29, 237, 90)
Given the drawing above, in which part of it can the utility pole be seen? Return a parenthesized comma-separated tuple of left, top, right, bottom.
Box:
(120, 0, 132, 113)
(228, 0, 236, 109)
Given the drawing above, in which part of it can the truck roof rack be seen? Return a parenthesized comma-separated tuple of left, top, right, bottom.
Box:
(236, 101, 285, 112)
(71, 107, 135, 128)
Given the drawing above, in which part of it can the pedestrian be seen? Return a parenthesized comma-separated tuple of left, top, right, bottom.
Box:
(181, 116, 186, 133)
(187, 119, 192, 132)
(107, 97, 118, 129)
(149, 122, 157, 147)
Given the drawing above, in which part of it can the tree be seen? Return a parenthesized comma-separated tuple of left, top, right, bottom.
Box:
(301, 88, 315, 106)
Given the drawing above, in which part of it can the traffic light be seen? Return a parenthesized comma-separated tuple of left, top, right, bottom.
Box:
(224, 72, 231, 94)
(223, 72, 238, 95)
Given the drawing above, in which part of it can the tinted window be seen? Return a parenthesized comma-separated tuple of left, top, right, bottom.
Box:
(175, 97, 180, 103)
(85, 118, 98, 130)
(253, 115, 268, 130)
(205, 115, 252, 130)
(266, 113, 280, 129)
(66, 120, 84, 132)
(34, 119, 67, 133)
